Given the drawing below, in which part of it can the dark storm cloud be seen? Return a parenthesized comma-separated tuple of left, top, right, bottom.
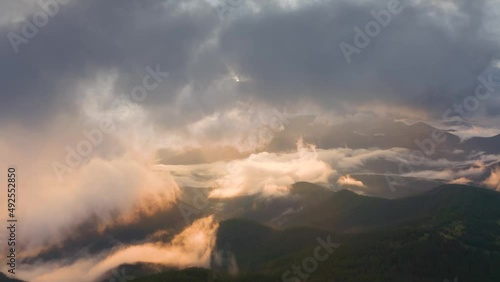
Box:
(0, 0, 219, 128)
(1, 0, 499, 130)
(218, 0, 500, 116)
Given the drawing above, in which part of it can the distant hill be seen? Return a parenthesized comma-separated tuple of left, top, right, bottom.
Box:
(208, 182, 333, 226)
(97, 263, 174, 282)
(285, 184, 500, 234)
(463, 134, 500, 154)
(131, 184, 500, 282)
(0, 273, 24, 282)
(343, 174, 442, 199)
(266, 119, 461, 153)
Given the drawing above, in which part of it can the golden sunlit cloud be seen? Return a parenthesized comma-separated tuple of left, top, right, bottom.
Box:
(209, 138, 333, 198)
(482, 167, 500, 191)
(448, 177, 473, 185)
(337, 174, 366, 187)
(18, 216, 218, 282)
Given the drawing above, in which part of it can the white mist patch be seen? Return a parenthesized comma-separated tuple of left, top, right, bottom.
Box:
(401, 161, 487, 181)
(209, 138, 333, 198)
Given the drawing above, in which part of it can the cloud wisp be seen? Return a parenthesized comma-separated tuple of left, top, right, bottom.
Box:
(16, 216, 218, 282)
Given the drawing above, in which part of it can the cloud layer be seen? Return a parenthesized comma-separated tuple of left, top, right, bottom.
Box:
(1, 0, 500, 280)
(18, 216, 218, 282)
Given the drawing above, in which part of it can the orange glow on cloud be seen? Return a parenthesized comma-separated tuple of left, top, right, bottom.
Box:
(482, 167, 500, 191)
(20, 216, 218, 282)
(209, 138, 333, 198)
(337, 175, 366, 187)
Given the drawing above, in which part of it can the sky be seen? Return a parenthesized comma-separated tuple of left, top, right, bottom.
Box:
(1, 0, 500, 281)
